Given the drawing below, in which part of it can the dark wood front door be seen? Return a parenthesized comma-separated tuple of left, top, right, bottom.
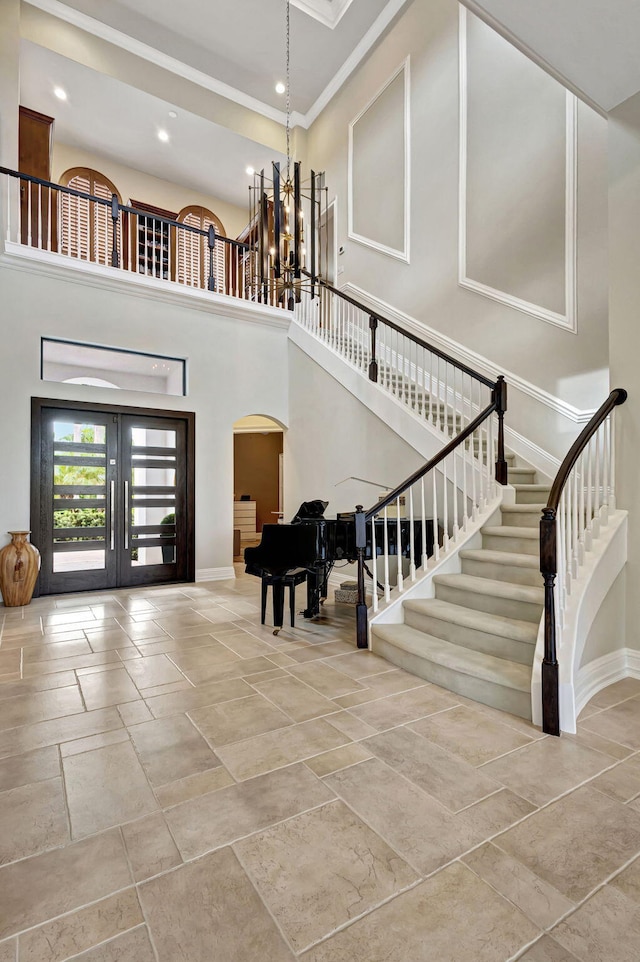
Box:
(31, 399, 195, 595)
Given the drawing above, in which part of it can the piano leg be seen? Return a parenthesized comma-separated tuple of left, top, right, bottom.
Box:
(304, 569, 321, 619)
(272, 579, 285, 635)
(261, 580, 268, 625)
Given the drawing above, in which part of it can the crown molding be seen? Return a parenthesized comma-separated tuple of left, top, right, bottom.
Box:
(342, 282, 597, 425)
(25, 0, 409, 132)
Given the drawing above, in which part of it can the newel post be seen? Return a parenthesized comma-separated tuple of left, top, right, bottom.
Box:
(540, 507, 560, 736)
(355, 505, 368, 648)
(207, 225, 216, 292)
(368, 316, 379, 382)
(494, 375, 508, 485)
(110, 193, 119, 269)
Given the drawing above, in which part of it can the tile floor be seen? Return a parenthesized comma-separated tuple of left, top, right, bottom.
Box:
(1, 569, 640, 960)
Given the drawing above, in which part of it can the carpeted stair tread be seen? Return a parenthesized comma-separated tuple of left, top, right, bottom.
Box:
(372, 624, 531, 692)
(433, 572, 544, 605)
(501, 503, 546, 515)
(482, 525, 538, 541)
(402, 597, 538, 644)
(459, 548, 539, 570)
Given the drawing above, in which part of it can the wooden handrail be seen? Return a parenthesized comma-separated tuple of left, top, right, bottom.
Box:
(540, 387, 627, 736)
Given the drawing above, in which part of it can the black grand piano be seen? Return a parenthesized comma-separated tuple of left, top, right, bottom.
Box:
(244, 500, 434, 633)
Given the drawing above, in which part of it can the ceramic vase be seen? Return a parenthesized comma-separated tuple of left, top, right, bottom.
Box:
(0, 531, 41, 607)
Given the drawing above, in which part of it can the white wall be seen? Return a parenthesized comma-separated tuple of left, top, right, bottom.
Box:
(0, 258, 289, 575)
(307, 0, 609, 422)
(579, 569, 627, 667)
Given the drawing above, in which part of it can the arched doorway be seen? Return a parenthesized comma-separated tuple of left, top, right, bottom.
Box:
(233, 415, 284, 559)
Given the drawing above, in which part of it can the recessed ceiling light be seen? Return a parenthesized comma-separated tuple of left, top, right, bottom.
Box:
(275, 81, 286, 95)
(158, 129, 170, 143)
(246, 166, 255, 176)
(168, 110, 177, 119)
(54, 87, 67, 101)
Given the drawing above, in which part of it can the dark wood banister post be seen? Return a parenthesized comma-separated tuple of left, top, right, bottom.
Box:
(369, 316, 378, 382)
(355, 505, 368, 648)
(494, 375, 508, 485)
(540, 507, 560, 735)
(110, 193, 119, 269)
(207, 224, 216, 292)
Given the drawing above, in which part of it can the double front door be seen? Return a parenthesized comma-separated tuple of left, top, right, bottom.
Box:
(32, 400, 195, 595)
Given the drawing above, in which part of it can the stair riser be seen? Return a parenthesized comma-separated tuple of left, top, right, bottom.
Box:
(403, 608, 535, 665)
(482, 533, 539, 556)
(501, 512, 541, 528)
(461, 557, 542, 588)
(434, 583, 543, 623)
(514, 490, 551, 505)
(508, 471, 536, 485)
(371, 634, 532, 719)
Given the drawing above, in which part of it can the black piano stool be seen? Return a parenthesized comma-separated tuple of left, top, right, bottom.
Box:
(261, 567, 307, 635)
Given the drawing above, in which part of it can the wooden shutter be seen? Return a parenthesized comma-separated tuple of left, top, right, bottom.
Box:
(58, 168, 121, 265)
(176, 206, 226, 293)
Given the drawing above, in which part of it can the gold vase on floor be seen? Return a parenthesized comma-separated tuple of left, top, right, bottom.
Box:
(0, 531, 41, 607)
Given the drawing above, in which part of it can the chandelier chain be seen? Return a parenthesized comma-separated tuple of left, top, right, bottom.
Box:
(286, 0, 291, 179)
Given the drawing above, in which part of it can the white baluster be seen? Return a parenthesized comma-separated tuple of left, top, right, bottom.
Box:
(420, 477, 428, 569)
(611, 411, 617, 511)
(572, 466, 578, 579)
(593, 430, 601, 540)
(432, 469, 440, 562)
(462, 415, 470, 532)
(586, 437, 594, 551)
(471, 427, 478, 521)
(578, 450, 585, 566)
(442, 456, 449, 552)
(452, 372, 459, 541)
(427, 351, 434, 425)
(396, 498, 403, 593)
(602, 417, 610, 524)
(383, 507, 390, 603)
(409, 487, 416, 581)
(371, 516, 379, 614)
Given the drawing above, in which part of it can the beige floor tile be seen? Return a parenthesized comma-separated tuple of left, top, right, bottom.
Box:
(346, 698, 420, 728)
(456, 695, 547, 740)
(323, 710, 377, 740)
(504, 935, 579, 961)
(23, 639, 92, 662)
(188, 692, 293, 749)
(289, 662, 364, 698)
(553, 884, 640, 961)
(118, 622, 167, 643)
(165, 762, 334, 859)
(137, 680, 192, 697)
(179, 654, 276, 686)
(117, 701, 153, 726)
(0, 745, 60, 791)
(322, 650, 393, 679)
(0, 940, 15, 962)
(0, 686, 84, 732)
(78, 669, 140, 711)
(463, 842, 574, 928)
(286, 640, 356, 663)
(0, 829, 132, 940)
(84, 629, 136, 652)
(590, 755, 640, 802)
(0, 777, 68, 864)
(589, 678, 640, 710)
(17, 889, 143, 962)
(63, 740, 158, 838)
(216, 716, 350, 780)
(411, 704, 535, 766)
(139, 847, 295, 961)
(459, 788, 536, 837)
(326, 757, 482, 874)
(305, 743, 372, 777)
(610, 856, 640, 904)
(496, 786, 640, 901)
(581, 698, 640, 748)
(123, 654, 186, 689)
(215, 629, 275, 658)
(154, 766, 235, 808)
(566, 727, 635, 760)
(121, 813, 181, 881)
(0, 707, 123, 759)
(481, 736, 614, 805)
(64, 926, 156, 961)
(235, 799, 418, 952)
(359, 669, 434, 698)
(145, 677, 251, 718)
(22, 651, 120, 677)
(60, 729, 130, 757)
(129, 714, 220, 787)
(364, 725, 501, 812)
(0, 672, 77, 701)
(302, 860, 539, 961)
(251, 674, 338, 722)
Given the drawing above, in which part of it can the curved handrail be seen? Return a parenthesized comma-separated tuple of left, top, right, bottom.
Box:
(546, 388, 628, 510)
(302, 268, 495, 388)
(540, 387, 628, 737)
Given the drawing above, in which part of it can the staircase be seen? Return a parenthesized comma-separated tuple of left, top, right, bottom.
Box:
(371, 453, 549, 720)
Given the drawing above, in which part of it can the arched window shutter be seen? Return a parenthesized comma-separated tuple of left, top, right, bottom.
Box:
(176, 206, 226, 293)
(59, 168, 121, 265)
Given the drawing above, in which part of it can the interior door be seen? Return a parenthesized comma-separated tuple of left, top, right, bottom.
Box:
(33, 401, 194, 595)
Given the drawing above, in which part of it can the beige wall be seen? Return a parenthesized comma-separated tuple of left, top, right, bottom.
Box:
(0, 0, 20, 240)
(51, 144, 248, 239)
(307, 0, 609, 419)
(579, 569, 627, 666)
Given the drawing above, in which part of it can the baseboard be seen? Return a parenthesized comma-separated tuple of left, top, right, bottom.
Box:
(196, 567, 236, 582)
(575, 648, 639, 720)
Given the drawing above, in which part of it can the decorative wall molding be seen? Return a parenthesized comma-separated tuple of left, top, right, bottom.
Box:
(0, 243, 291, 330)
(27, 0, 411, 132)
(458, 6, 578, 334)
(347, 57, 410, 263)
(574, 649, 631, 723)
(291, 0, 354, 30)
(342, 282, 596, 425)
(196, 567, 236, 582)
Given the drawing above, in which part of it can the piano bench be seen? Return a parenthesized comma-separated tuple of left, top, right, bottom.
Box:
(261, 568, 308, 635)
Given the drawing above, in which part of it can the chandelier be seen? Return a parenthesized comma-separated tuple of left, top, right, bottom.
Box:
(248, 0, 328, 308)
